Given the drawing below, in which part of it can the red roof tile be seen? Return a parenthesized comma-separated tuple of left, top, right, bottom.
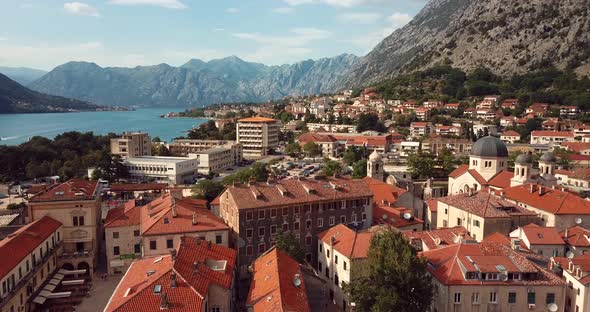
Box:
(503, 183, 590, 215)
(501, 130, 520, 137)
(0, 216, 62, 279)
(531, 130, 574, 138)
(238, 116, 278, 123)
(105, 200, 141, 228)
(404, 227, 470, 250)
(520, 224, 565, 245)
(297, 132, 337, 144)
(561, 226, 590, 247)
(561, 142, 590, 153)
(317, 224, 373, 259)
(362, 176, 407, 205)
(110, 183, 168, 192)
(449, 164, 469, 179)
(247, 248, 310, 312)
(437, 191, 536, 218)
(481, 232, 511, 245)
(426, 199, 438, 212)
(487, 171, 514, 189)
(29, 178, 98, 202)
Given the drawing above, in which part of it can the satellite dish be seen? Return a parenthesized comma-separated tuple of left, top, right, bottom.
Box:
(434, 238, 441, 246)
(293, 274, 302, 287)
(567, 251, 575, 259)
(382, 214, 388, 220)
(548, 303, 558, 312)
(237, 238, 246, 248)
(500, 273, 508, 281)
(403, 212, 412, 220)
(576, 217, 583, 225)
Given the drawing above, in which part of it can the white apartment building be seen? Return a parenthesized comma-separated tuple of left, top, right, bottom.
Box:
(124, 155, 199, 184)
(110, 132, 151, 158)
(236, 117, 281, 159)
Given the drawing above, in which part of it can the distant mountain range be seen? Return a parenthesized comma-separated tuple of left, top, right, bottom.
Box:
(0, 73, 104, 113)
(28, 54, 359, 107)
(0, 66, 47, 85)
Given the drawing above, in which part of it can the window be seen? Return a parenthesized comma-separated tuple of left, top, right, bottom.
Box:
(259, 227, 266, 237)
(340, 215, 346, 224)
(327, 250, 330, 258)
(454, 292, 462, 304)
(282, 223, 289, 231)
(113, 246, 120, 256)
(351, 214, 357, 223)
(362, 213, 367, 221)
(294, 222, 300, 230)
(150, 240, 157, 250)
(473, 220, 480, 227)
(258, 210, 265, 219)
(163, 217, 169, 224)
(246, 245, 253, 256)
(306, 236, 312, 246)
(319, 244, 323, 252)
(508, 292, 516, 304)
(211, 306, 220, 312)
(306, 220, 312, 229)
(283, 207, 289, 216)
(527, 292, 536, 304)
(270, 208, 277, 218)
(246, 211, 253, 221)
(334, 274, 339, 286)
(472, 292, 480, 304)
(134, 244, 141, 254)
(546, 293, 555, 304)
(317, 218, 324, 228)
(457, 218, 462, 226)
(113, 232, 119, 239)
(216, 235, 222, 244)
(329, 216, 335, 226)
(270, 225, 277, 235)
(325, 267, 329, 278)
(72, 216, 84, 226)
(318, 262, 322, 273)
(343, 261, 347, 271)
(166, 239, 173, 249)
(443, 220, 448, 227)
(246, 228, 253, 238)
(444, 208, 448, 215)
(335, 255, 338, 264)
(133, 230, 140, 237)
(258, 243, 266, 254)
(489, 292, 497, 303)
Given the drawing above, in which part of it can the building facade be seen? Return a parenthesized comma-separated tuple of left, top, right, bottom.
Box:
(110, 132, 152, 158)
(236, 117, 281, 159)
(123, 155, 199, 184)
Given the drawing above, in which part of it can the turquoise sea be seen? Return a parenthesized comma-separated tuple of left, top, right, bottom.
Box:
(0, 108, 206, 145)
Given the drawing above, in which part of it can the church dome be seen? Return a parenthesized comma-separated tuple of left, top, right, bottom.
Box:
(369, 150, 382, 161)
(471, 136, 508, 158)
(515, 153, 532, 164)
(540, 151, 557, 163)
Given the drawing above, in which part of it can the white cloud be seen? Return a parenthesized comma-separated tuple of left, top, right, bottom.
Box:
(63, 2, 100, 17)
(337, 13, 382, 24)
(387, 12, 412, 28)
(108, 0, 187, 9)
(272, 7, 294, 14)
(226, 7, 239, 13)
(233, 27, 331, 47)
(285, 0, 392, 7)
(284, 0, 313, 5)
(241, 46, 313, 64)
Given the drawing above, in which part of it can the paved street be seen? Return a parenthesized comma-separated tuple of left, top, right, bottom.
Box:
(76, 275, 122, 312)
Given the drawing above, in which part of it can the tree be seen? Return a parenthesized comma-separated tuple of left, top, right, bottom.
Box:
(303, 142, 322, 158)
(152, 144, 171, 156)
(192, 180, 225, 202)
(284, 142, 302, 157)
(323, 159, 342, 177)
(357, 113, 387, 133)
(437, 148, 457, 175)
(343, 146, 365, 165)
(407, 151, 435, 179)
(275, 230, 306, 263)
(343, 230, 433, 312)
(352, 160, 367, 179)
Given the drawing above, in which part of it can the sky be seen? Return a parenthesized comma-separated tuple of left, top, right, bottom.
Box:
(0, 0, 427, 71)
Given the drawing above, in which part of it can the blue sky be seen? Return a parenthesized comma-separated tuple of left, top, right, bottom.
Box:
(0, 0, 426, 70)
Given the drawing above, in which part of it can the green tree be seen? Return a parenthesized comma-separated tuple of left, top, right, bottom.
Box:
(192, 180, 225, 202)
(152, 144, 171, 156)
(343, 146, 365, 165)
(284, 142, 302, 157)
(303, 142, 322, 158)
(407, 151, 435, 179)
(357, 113, 387, 133)
(343, 230, 433, 312)
(323, 159, 342, 177)
(275, 230, 306, 263)
(352, 160, 368, 179)
(437, 148, 457, 175)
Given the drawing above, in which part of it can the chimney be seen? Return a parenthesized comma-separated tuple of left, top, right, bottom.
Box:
(170, 272, 177, 288)
(172, 204, 177, 218)
(169, 249, 177, 261)
(529, 184, 534, 194)
(207, 240, 212, 250)
(160, 292, 169, 310)
(500, 191, 505, 198)
(539, 186, 545, 196)
(192, 212, 197, 225)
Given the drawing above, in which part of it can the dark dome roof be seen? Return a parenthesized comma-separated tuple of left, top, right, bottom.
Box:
(515, 153, 532, 164)
(540, 151, 556, 163)
(471, 136, 508, 158)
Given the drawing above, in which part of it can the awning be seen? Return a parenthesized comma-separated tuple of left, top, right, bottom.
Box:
(54, 273, 65, 280)
(43, 284, 57, 292)
(61, 280, 85, 286)
(110, 260, 125, 267)
(32, 296, 47, 305)
(49, 278, 61, 286)
(39, 290, 52, 297)
(59, 269, 87, 275)
(46, 291, 72, 299)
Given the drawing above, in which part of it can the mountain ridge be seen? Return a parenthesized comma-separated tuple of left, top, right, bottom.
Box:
(0, 66, 48, 85)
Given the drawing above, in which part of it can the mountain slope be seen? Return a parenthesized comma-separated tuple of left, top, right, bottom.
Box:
(29, 54, 359, 107)
(0, 66, 48, 85)
(0, 73, 102, 113)
(346, 0, 590, 86)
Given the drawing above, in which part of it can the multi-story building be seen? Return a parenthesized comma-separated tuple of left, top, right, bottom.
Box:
(317, 224, 373, 310)
(423, 242, 566, 312)
(551, 254, 590, 312)
(509, 224, 566, 258)
(236, 117, 281, 159)
(0, 216, 63, 312)
(104, 200, 141, 275)
(168, 139, 241, 157)
(404, 226, 471, 251)
(410, 122, 433, 138)
(422, 137, 472, 156)
(530, 131, 575, 145)
(219, 177, 374, 276)
(27, 178, 101, 275)
(555, 168, 590, 191)
(297, 132, 340, 158)
(104, 236, 236, 312)
(500, 130, 521, 144)
(167, 139, 243, 174)
(123, 155, 199, 184)
(110, 132, 152, 158)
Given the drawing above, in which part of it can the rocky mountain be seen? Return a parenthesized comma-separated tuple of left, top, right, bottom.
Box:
(29, 54, 359, 107)
(345, 0, 590, 86)
(0, 66, 47, 85)
(0, 73, 102, 113)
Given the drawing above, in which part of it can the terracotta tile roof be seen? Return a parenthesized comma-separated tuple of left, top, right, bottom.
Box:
(297, 132, 337, 144)
(481, 232, 511, 245)
(519, 224, 565, 245)
(105, 237, 236, 312)
(561, 226, 590, 247)
(362, 176, 407, 205)
(105, 200, 141, 228)
(437, 191, 536, 218)
(570, 154, 590, 161)
(330, 134, 390, 147)
(225, 177, 373, 210)
(26, 183, 49, 195)
(404, 227, 471, 250)
(0, 216, 62, 279)
(426, 199, 438, 212)
(467, 169, 487, 185)
(420, 243, 565, 286)
(503, 183, 590, 215)
(211, 195, 221, 205)
(246, 248, 310, 312)
(501, 130, 520, 137)
(561, 142, 590, 153)
(141, 194, 228, 236)
(531, 130, 574, 138)
(410, 122, 430, 127)
(110, 183, 168, 192)
(487, 170, 514, 189)
(238, 116, 278, 123)
(29, 178, 98, 202)
(449, 164, 469, 178)
(373, 204, 423, 229)
(317, 224, 373, 259)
